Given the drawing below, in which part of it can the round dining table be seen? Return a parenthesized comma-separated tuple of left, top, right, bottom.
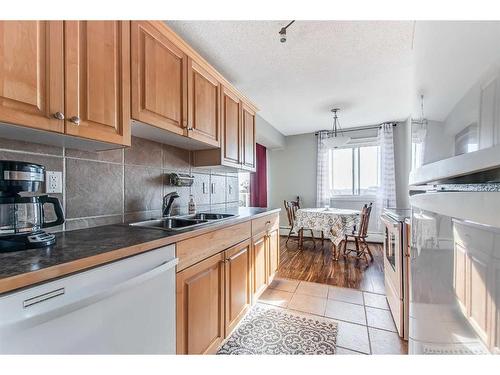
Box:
(294, 207, 361, 259)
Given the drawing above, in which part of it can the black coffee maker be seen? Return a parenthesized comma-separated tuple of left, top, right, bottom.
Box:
(0, 161, 65, 252)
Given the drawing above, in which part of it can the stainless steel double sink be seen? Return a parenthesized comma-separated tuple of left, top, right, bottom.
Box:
(129, 213, 236, 231)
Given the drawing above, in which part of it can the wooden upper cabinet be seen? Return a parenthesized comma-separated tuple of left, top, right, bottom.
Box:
(64, 21, 131, 146)
(224, 239, 252, 335)
(221, 86, 241, 167)
(0, 21, 64, 133)
(131, 21, 187, 135)
(242, 104, 256, 171)
(176, 252, 225, 355)
(187, 58, 220, 147)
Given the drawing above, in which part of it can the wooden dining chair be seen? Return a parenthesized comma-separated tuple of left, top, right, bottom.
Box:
(342, 203, 373, 263)
(284, 198, 316, 246)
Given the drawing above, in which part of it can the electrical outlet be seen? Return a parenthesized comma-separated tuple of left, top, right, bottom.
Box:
(46, 171, 62, 194)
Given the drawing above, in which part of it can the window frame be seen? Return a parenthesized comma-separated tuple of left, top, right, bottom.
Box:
(329, 144, 380, 198)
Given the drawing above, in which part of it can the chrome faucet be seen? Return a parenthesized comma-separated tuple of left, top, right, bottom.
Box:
(162, 192, 180, 217)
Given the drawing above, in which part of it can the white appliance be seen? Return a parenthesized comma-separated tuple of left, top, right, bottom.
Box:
(409, 185, 500, 354)
(0, 245, 178, 354)
(380, 208, 410, 340)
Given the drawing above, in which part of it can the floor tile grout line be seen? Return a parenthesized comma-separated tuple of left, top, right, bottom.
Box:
(363, 292, 373, 354)
(268, 283, 395, 331)
(337, 346, 369, 355)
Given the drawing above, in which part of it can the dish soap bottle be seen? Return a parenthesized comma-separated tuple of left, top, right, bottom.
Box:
(188, 195, 196, 214)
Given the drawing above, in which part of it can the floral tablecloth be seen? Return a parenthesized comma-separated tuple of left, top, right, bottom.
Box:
(294, 208, 360, 246)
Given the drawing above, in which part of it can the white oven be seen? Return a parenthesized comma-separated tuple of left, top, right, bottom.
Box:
(381, 209, 410, 340)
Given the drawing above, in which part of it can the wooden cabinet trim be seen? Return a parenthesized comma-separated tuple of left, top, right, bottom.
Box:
(64, 21, 131, 146)
(251, 234, 269, 301)
(148, 21, 258, 113)
(224, 239, 252, 336)
(267, 228, 280, 282)
(252, 212, 280, 237)
(187, 57, 220, 147)
(176, 251, 225, 354)
(176, 221, 251, 271)
(221, 85, 242, 167)
(131, 21, 188, 135)
(241, 103, 256, 171)
(0, 21, 64, 133)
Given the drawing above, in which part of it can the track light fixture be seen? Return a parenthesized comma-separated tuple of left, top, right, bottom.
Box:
(279, 20, 295, 43)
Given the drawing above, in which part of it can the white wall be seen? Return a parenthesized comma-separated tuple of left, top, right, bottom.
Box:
(422, 120, 454, 165)
(256, 115, 286, 150)
(268, 133, 317, 225)
(268, 122, 411, 237)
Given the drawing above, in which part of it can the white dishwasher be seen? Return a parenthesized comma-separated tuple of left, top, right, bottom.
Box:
(0, 245, 177, 354)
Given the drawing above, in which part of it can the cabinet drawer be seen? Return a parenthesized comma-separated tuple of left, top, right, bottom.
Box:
(252, 213, 279, 236)
(176, 221, 251, 271)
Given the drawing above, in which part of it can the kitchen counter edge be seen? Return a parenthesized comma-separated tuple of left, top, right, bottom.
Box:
(0, 208, 281, 295)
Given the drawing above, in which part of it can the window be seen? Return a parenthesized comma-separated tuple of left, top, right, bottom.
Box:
(329, 145, 380, 196)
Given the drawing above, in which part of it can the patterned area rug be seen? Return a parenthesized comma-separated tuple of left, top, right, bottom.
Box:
(217, 304, 338, 355)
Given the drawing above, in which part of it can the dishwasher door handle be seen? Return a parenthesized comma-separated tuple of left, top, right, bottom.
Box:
(2, 258, 178, 331)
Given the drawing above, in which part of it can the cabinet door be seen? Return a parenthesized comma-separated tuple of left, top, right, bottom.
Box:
(454, 243, 467, 310)
(131, 21, 187, 135)
(221, 86, 241, 167)
(492, 259, 500, 353)
(0, 21, 64, 133)
(242, 104, 256, 170)
(251, 234, 268, 301)
(188, 58, 220, 147)
(267, 229, 280, 282)
(176, 252, 225, 354)
(225, 239, 251, 335)
(467, 251, 490, 343)
(64, 21, 131, 146)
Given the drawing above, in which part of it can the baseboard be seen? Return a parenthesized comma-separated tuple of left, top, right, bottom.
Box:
(279, 226, 384, 244)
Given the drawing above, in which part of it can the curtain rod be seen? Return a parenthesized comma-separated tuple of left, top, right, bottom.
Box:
(314, 122, 397, 136)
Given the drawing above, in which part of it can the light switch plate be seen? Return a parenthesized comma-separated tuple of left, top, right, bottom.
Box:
(46, 171, 63, 194)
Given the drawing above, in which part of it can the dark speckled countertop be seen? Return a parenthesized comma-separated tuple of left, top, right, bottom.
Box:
(0, 207, 280, 294)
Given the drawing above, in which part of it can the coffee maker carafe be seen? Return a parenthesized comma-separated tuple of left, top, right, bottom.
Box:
(0, 161, 64, 252)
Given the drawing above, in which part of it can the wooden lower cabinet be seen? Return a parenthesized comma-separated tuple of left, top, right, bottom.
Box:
(224, 239, 252, 335)
(176, 214, 280, 354)
(251, 234, 268, 301)
(176, 252, 225, 355)
(268, 229, 280, 282)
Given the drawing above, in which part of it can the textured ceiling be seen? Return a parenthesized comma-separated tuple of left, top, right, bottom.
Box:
(166, 21, 414, 135)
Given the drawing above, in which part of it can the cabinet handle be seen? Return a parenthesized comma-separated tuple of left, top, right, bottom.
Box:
(211, 183, 215, 194)
(53, 112, 65, 120)
(70, 116, 81, 125)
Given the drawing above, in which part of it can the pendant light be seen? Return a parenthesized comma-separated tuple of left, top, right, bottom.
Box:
(323, 108, 351, 148)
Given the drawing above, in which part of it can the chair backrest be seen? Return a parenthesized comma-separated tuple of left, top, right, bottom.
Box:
(358, 203, 373, 237)
(284, 200, 300, 226)
(295, 196, 301, 209)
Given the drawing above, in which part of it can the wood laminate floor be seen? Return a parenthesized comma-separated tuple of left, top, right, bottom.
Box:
(277, 235, 386, 294)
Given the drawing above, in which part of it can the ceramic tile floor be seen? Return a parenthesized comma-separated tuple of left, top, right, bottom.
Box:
(258, 277, 408, 354)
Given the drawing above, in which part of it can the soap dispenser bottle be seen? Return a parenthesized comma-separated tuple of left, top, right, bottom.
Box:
(188, 195, 196, 214)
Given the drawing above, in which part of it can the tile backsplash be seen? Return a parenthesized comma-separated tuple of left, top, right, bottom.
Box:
(0, 136, 239, 231)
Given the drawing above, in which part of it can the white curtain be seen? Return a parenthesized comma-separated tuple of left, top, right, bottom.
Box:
(316, 131, 330, 207)
(376, 124, 397, 218)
